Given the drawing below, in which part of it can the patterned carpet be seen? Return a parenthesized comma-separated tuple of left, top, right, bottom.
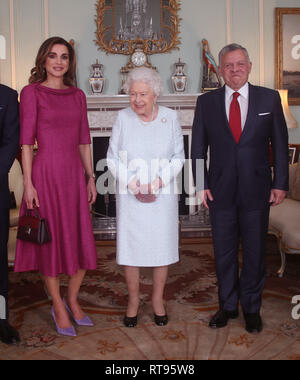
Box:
(1, 236, 300, 360)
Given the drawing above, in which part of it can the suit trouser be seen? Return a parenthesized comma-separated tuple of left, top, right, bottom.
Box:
(209, 205, 270, 314)
(0, 208, 9, 320)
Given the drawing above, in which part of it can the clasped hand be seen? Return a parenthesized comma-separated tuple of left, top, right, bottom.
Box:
(128, 178, 163, 203)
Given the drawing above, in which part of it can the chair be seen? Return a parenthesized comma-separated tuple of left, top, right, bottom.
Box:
(268, 163, 300, 277)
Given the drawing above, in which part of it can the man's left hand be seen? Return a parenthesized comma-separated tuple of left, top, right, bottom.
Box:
(269, 189, 287, 206)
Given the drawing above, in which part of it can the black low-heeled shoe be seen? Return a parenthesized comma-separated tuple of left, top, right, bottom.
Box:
(154, 314, 169, 326)
(123, 315, 138, 328)
(0, 320, 21, 345)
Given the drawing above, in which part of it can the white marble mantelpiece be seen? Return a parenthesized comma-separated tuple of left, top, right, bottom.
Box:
(87, 93, 201, 131)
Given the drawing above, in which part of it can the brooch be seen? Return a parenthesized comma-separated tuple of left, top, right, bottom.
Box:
(161, 118, 167, 123)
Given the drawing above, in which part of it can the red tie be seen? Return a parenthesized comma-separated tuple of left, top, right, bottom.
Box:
(229, 92, 242, 143)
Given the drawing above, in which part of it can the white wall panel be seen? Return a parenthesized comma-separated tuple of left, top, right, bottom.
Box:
(0, 0, 12, 87)
(14, 0, 44, 93)
(230, 0, 260, 86)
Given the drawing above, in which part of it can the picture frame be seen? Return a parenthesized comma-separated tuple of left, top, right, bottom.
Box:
(289, 147, 297, 164)
(289, 144, 300, 164)
(95, 0, 181, 55)
(275, 8, 300, 105)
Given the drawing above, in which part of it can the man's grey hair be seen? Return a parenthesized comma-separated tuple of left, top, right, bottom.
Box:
(123, 67, 163, 97)
(218, 43, 251, 65)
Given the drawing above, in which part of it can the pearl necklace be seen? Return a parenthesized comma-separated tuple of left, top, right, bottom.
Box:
(138, 105, 157, 125)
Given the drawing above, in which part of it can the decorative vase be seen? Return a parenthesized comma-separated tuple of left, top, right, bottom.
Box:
(89, 60, 105, 95)
(171, 59, 187, 93)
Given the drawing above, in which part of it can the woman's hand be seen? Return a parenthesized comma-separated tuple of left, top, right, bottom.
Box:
(128, 179, 158, 203)
(79, 145, 97, 205)
(87, 177, 97, 205)
(21, 145, 37, 209)
(135, 183, 157, 203)
(135, 192, 156, 203)
(150, 177, 163, 194)
(23, 183, 40, 209)
(128, 177, 140, 195)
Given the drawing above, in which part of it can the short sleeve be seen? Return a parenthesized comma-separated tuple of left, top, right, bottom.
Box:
(19, 84, 37, 145)
(78, 90, 91, 144)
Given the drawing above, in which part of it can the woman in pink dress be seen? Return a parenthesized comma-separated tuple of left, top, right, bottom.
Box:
(14, 37, 98, 337)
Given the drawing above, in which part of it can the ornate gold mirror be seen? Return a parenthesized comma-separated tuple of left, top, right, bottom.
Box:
(95, 0, 181, 55)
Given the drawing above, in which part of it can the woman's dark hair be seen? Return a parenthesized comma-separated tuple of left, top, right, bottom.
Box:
(29, 36, 76, 86)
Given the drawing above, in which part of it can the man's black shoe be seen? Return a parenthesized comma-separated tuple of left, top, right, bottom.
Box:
(209, 309, 239, 329)
(0, 320, 20, 345)
(244, 313, 262, 334)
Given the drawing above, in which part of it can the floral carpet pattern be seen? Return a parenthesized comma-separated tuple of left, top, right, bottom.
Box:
(1, 237, 300, 360)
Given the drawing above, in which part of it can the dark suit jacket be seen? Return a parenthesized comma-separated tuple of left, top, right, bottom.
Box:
(191, 83, 289, 211)
(0, 84, 20, 209)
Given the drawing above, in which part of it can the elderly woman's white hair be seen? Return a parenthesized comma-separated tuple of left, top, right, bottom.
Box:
(123, 67, 163, 97)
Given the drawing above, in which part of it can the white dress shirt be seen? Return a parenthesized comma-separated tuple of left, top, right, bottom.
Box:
(225, 82, 249, 130)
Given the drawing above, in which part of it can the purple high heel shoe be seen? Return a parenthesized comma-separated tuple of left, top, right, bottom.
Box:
(51, 307, 77, 337)
(63, 299, 94, 327)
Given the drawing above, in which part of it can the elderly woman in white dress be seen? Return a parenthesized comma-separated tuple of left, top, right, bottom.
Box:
(107, 67, 184, 327)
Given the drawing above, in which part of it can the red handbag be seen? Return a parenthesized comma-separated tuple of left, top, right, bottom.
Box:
(17, 208, 51, 245)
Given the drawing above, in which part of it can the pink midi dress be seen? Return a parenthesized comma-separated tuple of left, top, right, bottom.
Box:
(14, 83, 97, 277)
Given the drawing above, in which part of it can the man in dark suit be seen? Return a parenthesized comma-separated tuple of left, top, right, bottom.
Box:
(0, 83, 20, 344)
(191, 43, 289, 333)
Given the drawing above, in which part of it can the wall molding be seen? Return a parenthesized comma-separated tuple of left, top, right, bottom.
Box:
(9, 0, 16, 89)
(226, 0, 264, 87)
(259, 0, 265, 86)
(44, 0, 49, 39)
(226, 0, 231, 44)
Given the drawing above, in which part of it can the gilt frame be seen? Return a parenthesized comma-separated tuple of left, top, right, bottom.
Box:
(94, 0, 181, 55)
(275, 8, 300, 105)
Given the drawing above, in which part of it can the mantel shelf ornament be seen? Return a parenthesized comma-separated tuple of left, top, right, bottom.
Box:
(89, 59, 105, 95)
(171, 58, 187, 93)
(201, 38, 222, 92)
